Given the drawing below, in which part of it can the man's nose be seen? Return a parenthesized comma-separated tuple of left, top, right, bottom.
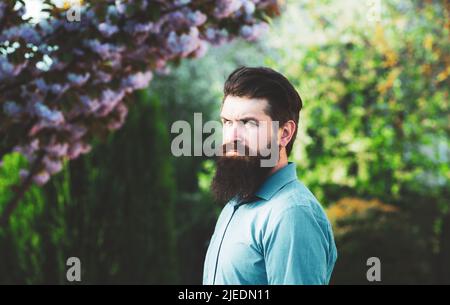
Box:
(225, 121, 244, 142)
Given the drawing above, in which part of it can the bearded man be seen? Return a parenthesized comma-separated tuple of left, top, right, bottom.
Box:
(203, 66, 338, 285)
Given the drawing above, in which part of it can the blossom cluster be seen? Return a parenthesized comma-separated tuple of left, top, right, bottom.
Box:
(0, 0, 280, 185)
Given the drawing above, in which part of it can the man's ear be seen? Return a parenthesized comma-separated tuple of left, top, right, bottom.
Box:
(279, 120, 296, 148)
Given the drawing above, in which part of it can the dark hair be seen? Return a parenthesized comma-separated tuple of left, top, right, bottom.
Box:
(223, 66, 303, 156)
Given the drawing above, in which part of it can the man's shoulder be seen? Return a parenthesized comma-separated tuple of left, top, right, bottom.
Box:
(266, 179, 330, 226)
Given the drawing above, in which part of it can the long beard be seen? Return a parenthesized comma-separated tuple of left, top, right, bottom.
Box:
(211, 141, 278, 205)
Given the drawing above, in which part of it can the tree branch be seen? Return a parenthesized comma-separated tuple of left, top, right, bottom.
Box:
(0, 150, 45, 228)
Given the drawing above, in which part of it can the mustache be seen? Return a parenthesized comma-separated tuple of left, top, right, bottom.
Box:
(220, 140, 274, 158)
(219, 140, 272, 157)
(221, 140, 251, 156)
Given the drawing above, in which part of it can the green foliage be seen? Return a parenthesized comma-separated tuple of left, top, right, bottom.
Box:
(0, 0, 448, 284)
(265, 0, 449, 283)
(0, 153, 47, 284)
(0, 89, 179, 284)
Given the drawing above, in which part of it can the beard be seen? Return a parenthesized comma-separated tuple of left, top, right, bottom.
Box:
(211, 140, 279, 205)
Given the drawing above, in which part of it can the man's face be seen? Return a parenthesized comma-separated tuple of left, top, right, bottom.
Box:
(211, 95, 280, 204)
(220, 95, 277, 157)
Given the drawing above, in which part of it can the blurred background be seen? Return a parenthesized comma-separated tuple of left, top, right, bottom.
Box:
(0, 0, 449, 284)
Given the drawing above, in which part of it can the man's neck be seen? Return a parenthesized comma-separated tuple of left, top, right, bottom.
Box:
(269, 160, 288, 176)
(268, 151, 289, 176)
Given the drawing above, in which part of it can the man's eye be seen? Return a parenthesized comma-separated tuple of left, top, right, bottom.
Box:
(243, 120, 257, 126)
(223, 120, 232, 126)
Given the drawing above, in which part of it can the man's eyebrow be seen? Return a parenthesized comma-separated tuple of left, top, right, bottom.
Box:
(238, 116, 260, 121)
(220, 116, 260, 121)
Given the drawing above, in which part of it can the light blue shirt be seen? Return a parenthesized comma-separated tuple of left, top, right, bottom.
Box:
(203, 162, 337, 285)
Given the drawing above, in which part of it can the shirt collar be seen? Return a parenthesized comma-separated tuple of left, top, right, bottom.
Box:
(231, 162, 298, 206)
(255, 162, 298, 200)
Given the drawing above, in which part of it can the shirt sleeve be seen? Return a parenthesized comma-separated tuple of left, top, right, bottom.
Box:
(263, 204, 331, 285)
